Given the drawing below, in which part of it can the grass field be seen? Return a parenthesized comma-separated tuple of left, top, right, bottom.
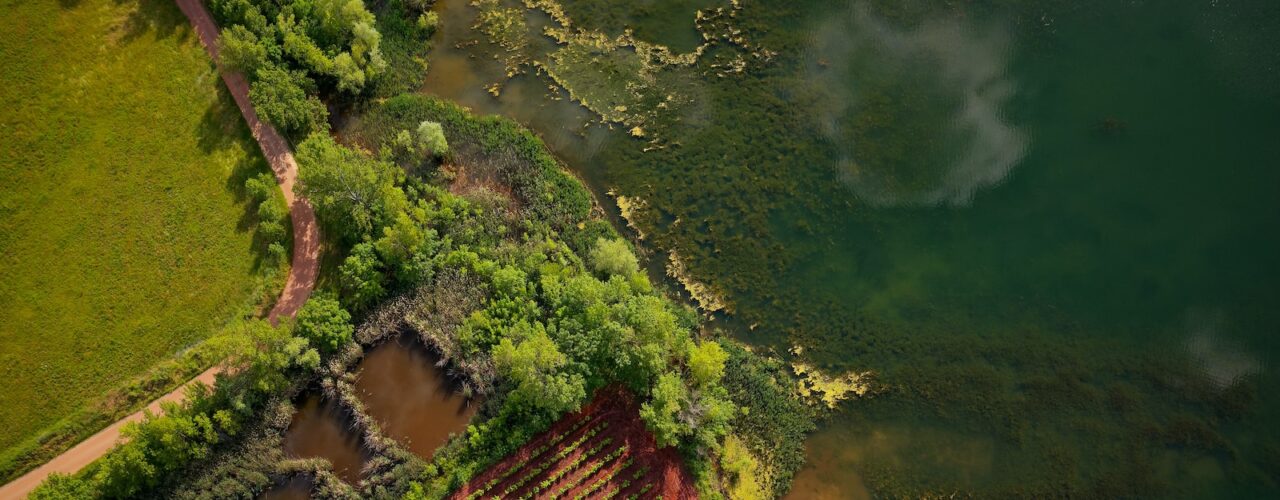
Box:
(0, 0, 277, 455)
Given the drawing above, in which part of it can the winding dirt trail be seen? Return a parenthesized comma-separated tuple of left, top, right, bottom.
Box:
(0, 2, 319, 497)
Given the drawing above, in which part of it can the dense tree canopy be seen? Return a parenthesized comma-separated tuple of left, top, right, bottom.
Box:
(212, 0, 388, 135)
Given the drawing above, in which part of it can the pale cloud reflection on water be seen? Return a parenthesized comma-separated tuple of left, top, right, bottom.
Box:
(811, 5, 1028, 207)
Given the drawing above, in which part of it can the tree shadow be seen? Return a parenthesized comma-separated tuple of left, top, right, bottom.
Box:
(198, 86, 241, 155)
(199, 83, 283, 272)
(110, 0, 194, 46)
(58, 0, 84, 9)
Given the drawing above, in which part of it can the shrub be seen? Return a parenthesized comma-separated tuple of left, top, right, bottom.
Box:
(589, 238, 638, 277)
(687, 341, 728, 387)
(416, 120, 449, 158)
(294, 297, 355, 354)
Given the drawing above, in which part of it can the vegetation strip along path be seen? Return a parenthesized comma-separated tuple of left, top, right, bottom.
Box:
(0, 1, 319, 497)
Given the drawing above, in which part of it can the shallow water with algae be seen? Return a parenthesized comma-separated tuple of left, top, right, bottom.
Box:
(419, 0, 1280, 496)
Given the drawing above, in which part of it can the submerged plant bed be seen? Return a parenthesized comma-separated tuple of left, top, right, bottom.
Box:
(451, 386, 696, 500)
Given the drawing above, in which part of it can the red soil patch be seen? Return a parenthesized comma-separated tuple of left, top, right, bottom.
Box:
(451, 386, 697, 500)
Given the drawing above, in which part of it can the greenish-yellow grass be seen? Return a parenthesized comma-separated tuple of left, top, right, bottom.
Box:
(0, 0, 276, 454)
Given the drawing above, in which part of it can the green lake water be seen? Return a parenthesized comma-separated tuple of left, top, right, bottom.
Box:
(420, 0, 1280, 496)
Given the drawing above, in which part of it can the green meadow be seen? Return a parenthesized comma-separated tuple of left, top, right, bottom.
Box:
(0, 0, 276, 456)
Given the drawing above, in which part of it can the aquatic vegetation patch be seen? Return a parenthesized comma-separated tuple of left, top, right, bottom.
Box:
(463, 0, 765, 141)
(470, 0, 534, 78)
(607, 191, 649, 240)
(666, 251, 730, 314)
(790, 361, 877, 409)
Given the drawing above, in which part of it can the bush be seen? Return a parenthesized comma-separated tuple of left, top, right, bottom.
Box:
(590, 238, 639, 278)
(416, 120, 449, 158)
(294, 297, 355, 354)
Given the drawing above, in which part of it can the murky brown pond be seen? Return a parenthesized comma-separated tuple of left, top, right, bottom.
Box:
(282, 396, 365, 485)
(354, 334, 477, 459)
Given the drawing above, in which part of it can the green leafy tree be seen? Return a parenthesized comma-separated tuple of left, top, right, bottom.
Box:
(350, 20, 386, 76)
(493, 327, 585, 415)
(617, 295, 688, 378)
(339, 242, 386, 311)
(590, 238, 638, 277)
(640, 371, 688, 448)
(296, 133, 407, 242)
(249, 66, 327, 136)
(332, 52, 366, 93)
(688, 341, 728, 387)
(92, 443, 156, 499)
(220, 320, 320, 414)
(243, 172, 277, 203)
(690, 391, 736, 451)
(416, 120, 449, 158)
(294, 296, 355, 354)
(218, 25, 268, 75)
(281, 21, 334, 75)
(375, 211, 439, 286)
(418, 11, 440, 32)
(28, 473, 94, 500)
(720, 435, 766, 500)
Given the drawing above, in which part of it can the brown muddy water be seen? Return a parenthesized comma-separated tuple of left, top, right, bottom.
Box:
(354, 334, 478, 459)
(281, 335, 477, 486)
(282, 396, 366, 485)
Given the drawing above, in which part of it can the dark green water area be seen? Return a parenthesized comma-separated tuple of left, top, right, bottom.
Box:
(418, 0, 1280, 496)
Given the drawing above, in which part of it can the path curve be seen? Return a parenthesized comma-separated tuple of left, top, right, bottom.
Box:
(0, 2, 319, 497)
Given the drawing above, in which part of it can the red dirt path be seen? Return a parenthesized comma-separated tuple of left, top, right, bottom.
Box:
(0, 2, 319, 498)
(451, 387, 697, 500)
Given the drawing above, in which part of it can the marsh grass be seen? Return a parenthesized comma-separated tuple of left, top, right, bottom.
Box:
(0, 0, 280, 463)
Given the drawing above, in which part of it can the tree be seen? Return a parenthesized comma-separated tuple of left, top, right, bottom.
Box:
(220, 320, 319, 414)
(294, 296, 355, 354)
(418, 11, 440, 32)
(338, 242, 386, 311)
(493, 328, 585, 414)
(243, 172, 276, 203)
(28, 473, 94, 500)
(249, 66, 328, 136)
(332, 52, 366, 93)
(618, 295, 688, 362)
(590, 238, 638, 277)
(350, 20, 386, 77)
(416, 120, 449, 158)
(687, 341, 728, 387)
(92, 443, 156, 499)
(296, 133, 407, 242)
(218, 25, 268, 75)
(640, 371, 688, 448)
